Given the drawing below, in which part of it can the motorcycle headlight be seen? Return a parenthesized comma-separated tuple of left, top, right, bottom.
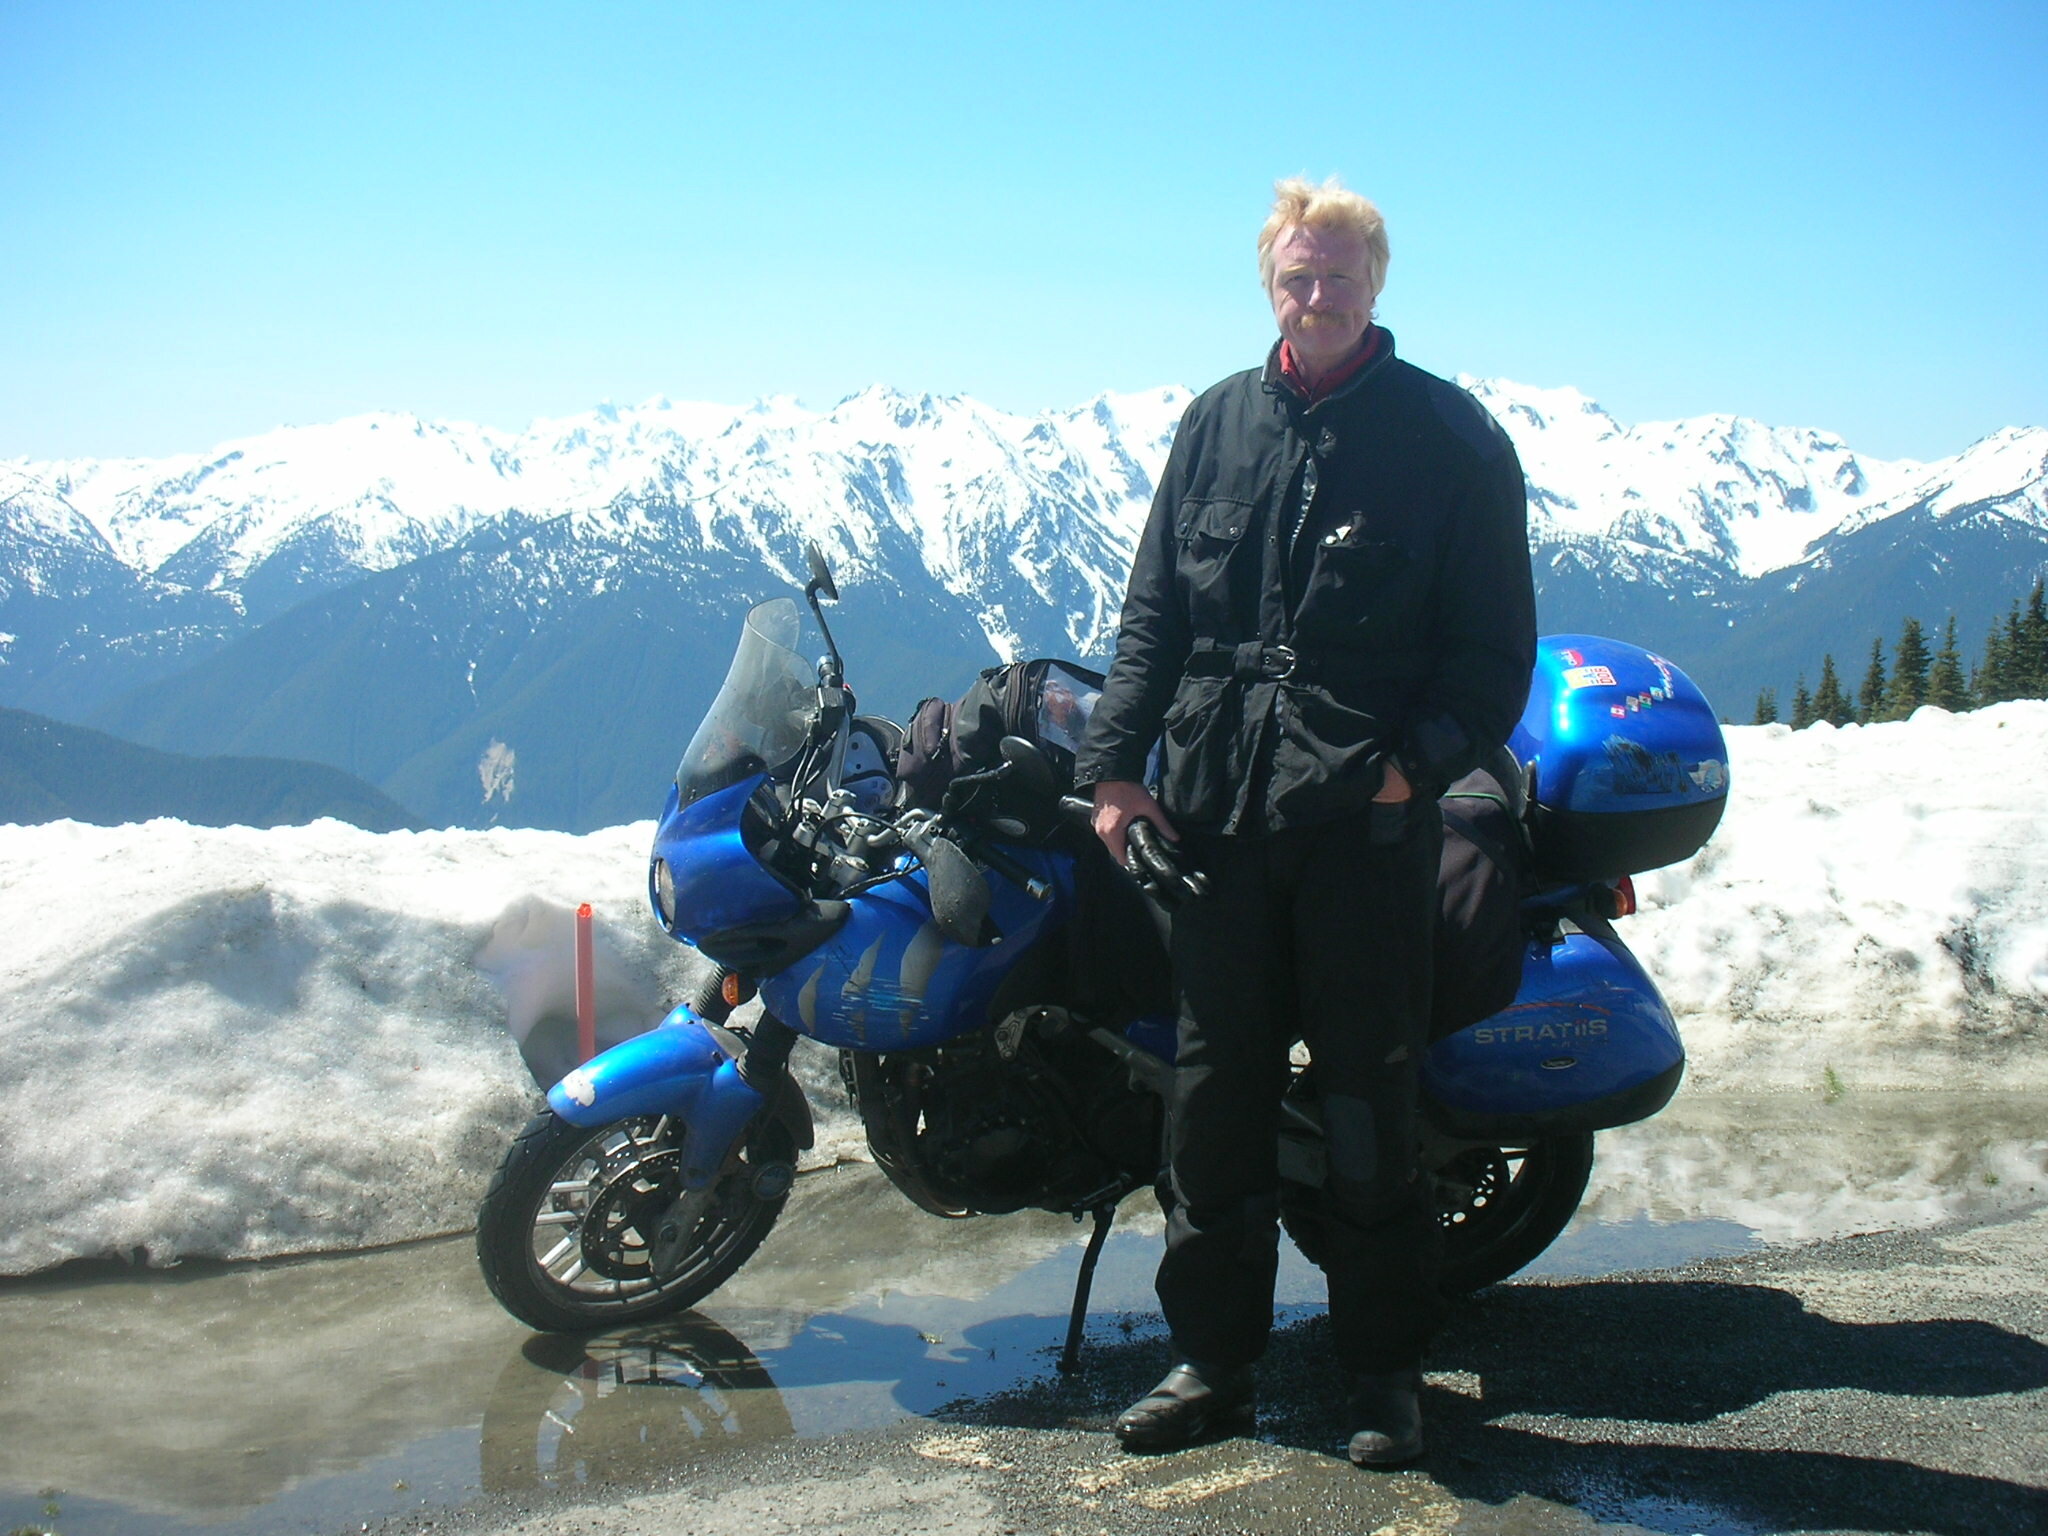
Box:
(652, 857, 678, 929)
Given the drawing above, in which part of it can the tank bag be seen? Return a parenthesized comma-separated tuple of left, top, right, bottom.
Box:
(900, 658, 1111, 810)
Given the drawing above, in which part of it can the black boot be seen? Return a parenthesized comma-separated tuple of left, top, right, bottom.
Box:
(1346, 1368, 1424, 1466)
(1113, 1359, 1256, 1449)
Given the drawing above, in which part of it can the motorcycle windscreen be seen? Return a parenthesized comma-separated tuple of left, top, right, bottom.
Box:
(1422, 923, 1684, 1139)
(676, 597, 818, 807)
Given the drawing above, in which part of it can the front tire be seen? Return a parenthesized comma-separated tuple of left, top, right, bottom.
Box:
(477, 1111, 793, 1333)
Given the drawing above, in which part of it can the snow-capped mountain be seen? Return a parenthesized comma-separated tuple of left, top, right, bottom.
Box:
(3, 379, 2043, 829)
(17, 386, 1187, 658)
(1464, 379, 1924, 578)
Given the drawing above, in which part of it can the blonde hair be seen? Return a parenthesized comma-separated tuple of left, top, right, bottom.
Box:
(1256, 176, 1389, 301)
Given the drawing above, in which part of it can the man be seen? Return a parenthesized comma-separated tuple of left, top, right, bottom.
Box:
(1072, 177, 1534, 1466)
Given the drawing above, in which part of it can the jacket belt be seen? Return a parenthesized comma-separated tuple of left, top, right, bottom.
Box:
(1182, 639, 1421, 686)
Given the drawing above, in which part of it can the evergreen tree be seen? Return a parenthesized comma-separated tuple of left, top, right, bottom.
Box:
(1879, 618, 1930, 721)
(1813, 653, 1853, 727)
(1927, 614, 1969, 711)
(1976, 602, 2016, 705)
(1753, 687, 1779, 725)
(1856, 637, 1887, 725)
(1789, 675, 1815, 729)
(2020, 578, 2048, 699)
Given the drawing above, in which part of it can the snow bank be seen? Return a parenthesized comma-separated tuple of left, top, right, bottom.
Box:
(1630, 701, 2048, 1091)
(0, 820, 859, 1275)
(3, 702, 2045, 1274)
(1577, 1092, 2048, 1246)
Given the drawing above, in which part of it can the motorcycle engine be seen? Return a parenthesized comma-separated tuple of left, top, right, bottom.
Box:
(841, 1008, 1158, 1218)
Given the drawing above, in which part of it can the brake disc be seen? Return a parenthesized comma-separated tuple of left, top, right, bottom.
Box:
(578, 1145, 683, 1281)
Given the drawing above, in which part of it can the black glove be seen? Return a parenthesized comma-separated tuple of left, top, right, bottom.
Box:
(1125, 819, 1210, 907)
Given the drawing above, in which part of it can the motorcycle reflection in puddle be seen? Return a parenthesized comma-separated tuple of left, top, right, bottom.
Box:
(480, 1315, 792, 1490)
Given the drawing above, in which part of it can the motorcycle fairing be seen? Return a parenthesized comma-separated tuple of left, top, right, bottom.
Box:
(649, 775, 804, 940)
(547, 1009, 806, 1187)
(757, 844, 1076, 1050)
(1421, 918, 1684, 1138)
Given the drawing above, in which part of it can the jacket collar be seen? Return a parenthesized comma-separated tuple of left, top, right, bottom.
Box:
(1262, 326, 1397, 412)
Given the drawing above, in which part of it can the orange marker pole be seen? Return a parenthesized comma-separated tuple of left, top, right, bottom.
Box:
(575, 902, 596, 1064)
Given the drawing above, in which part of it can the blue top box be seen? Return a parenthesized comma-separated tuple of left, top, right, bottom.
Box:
(1509, 635, 1730, 880)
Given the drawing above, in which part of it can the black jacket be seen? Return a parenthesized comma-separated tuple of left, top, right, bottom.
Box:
(1074, 330, 1535, 834)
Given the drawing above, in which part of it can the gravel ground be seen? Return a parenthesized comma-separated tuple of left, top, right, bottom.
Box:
(370, 1200, 2048, 1536)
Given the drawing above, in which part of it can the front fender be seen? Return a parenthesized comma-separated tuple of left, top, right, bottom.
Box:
(546, 1007, 810, 1186)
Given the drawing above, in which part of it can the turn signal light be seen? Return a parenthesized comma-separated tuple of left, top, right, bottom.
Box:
(1589, 877, 1638, 919)
(722, 972, 757, 1007)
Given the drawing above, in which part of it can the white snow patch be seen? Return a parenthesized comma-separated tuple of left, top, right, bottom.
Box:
(1629, 701, 2048, 1090)
(0, 819, 697, 1275)
(477, 739, 516, 805)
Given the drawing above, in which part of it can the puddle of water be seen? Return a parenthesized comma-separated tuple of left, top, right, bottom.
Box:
(0, 1089, 2040, 1536)
(1527, 1087, 2048, 1281)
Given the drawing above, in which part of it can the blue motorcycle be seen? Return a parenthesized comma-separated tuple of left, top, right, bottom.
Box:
(477, 545, 1728, 1349)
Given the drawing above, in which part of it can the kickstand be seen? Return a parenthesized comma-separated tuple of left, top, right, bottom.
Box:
(1057, 1203, 1117, 1375)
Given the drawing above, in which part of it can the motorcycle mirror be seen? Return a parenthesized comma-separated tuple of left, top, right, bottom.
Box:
(800, 541, 844, 687)
(997, 735, 1059, 802)
(803, 541, 839, 603)
(924, 834, 996, 947)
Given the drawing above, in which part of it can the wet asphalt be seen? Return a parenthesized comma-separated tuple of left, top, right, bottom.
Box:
(358, 1199, 2048, 1536)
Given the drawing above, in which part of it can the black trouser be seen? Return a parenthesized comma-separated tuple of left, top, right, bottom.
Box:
(1157, 800, 1447, 1374)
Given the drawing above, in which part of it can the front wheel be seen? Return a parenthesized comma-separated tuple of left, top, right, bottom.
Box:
(477, 1111, 794, 1333)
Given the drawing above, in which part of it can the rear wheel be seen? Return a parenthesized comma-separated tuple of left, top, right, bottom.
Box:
(477, 1111, 794, 1333)
(1278, 1127, 1595, 1296)
(1428, 1132, 1595, 1293)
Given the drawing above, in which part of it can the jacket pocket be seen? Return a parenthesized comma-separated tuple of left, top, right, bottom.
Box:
(1270, 687, 1390, 823)
(1157, 673, 1237, 827)
(1174, 497, 1255, 629)
(1295, 536, 1416, 647)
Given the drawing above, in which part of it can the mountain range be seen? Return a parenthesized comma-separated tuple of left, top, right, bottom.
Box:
(3, 376, 2043, 830)
(0, 706, 418, 831)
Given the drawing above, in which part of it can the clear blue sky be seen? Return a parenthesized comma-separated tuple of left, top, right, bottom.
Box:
(4, 1, 2043, 462)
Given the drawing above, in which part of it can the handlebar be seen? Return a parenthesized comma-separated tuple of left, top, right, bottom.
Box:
(965, 836, 1052, 901)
